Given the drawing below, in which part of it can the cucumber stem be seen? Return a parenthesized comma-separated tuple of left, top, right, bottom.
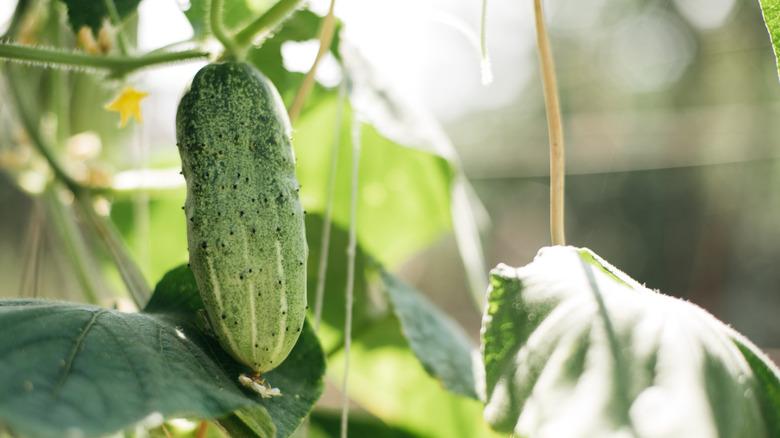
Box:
(288, 0, 338, 124)
(533, 0, 566, 246)
(233, 0, 304, 52)
(0, 42, 209, 77)
(479, 0, 493, 84)
(209, 0, 240, 58)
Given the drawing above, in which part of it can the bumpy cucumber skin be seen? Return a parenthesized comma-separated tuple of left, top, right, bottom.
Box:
(176, 62, 307, 373)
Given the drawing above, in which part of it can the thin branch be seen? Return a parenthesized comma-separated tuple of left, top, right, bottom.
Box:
(340, 112, 362, 438)
(288, 0, 338, 123)
(479, 0, 493, 84)
(5, 64, 83, 195)
(0, 42, 209, 77)
(233, 0, 304, 51)
(313, 80, 346, 330)
(533, 0, 565, 246)
(103, 0, 131, 55)
(209, 0, 240, 58)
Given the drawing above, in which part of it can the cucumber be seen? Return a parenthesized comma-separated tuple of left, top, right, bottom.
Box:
(176, 62, 307, 377)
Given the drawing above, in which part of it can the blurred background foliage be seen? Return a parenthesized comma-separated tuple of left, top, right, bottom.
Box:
(1, 0, 779, 436)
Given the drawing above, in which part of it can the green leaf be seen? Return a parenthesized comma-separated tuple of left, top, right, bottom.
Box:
(219, 406, 276, 438)
(760, 0, 780, 79)
(144, 263, 201, 315)
(327, 318, 500, 438)
(481, 246, 780, 437)
(305, 214, 383, 343)
(146, 265, 326, 438)
(381, 270, 478, 399)
(307, 214, 478, 402)
(0, 299, 246, 438)
(296, 97, 454, 269)
(309, 410, 418, 438)
(307, 212, 484, 432)
(0, 267, 324, 438)
(59, 0, 141, 33)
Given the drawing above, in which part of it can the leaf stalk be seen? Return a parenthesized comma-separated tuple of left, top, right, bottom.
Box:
(533, 0, 566, 246)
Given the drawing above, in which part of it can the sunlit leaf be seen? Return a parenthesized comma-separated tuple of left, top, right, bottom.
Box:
(482, 246, 780, 437)
(760, 0, 780, 79)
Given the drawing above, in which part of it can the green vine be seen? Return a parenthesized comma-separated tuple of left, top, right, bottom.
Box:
(233, 0, 305, 56)
(0, 42, 209, 77)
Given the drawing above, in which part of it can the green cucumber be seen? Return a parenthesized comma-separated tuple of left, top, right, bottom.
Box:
(176, 62, 307, 376)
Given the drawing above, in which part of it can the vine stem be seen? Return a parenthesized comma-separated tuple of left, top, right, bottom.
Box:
(479, 0, 493, 84)
(233, 0, 304, 52)
(0, 43, 209, 77)
(313, 80, 346, 330)
(288, 0, 338, 123)
(533, 0, 565, 246)
(209, 0, 240, 58)
(340, 112, 362, 438)
(5, 67, 150, 307)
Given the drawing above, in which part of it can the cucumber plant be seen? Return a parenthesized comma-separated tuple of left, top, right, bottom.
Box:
(0, 0, 780, 438)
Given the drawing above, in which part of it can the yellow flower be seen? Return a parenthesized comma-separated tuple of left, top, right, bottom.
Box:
(105, 87, 149, 128)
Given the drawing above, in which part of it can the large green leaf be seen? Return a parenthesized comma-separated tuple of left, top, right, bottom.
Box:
(760, 0, 780, 78)
(306, 214, 478, 401)
(327, 317, 500, 438)
(0, 267, 324, 438)
(147, 265, 326, 438)
(482, 246, 780, 437)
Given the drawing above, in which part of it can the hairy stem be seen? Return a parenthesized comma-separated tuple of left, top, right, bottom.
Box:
(209, 0, 240, 58)
(340, 114, 362, 438)
(313, 82, 346, 330)
(0, 42, 209, 77)
(233, 0, 303, 51)
(479, 0, 492, 84)
(288, 0, 338, 123)
(533, 0, 565, 246)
